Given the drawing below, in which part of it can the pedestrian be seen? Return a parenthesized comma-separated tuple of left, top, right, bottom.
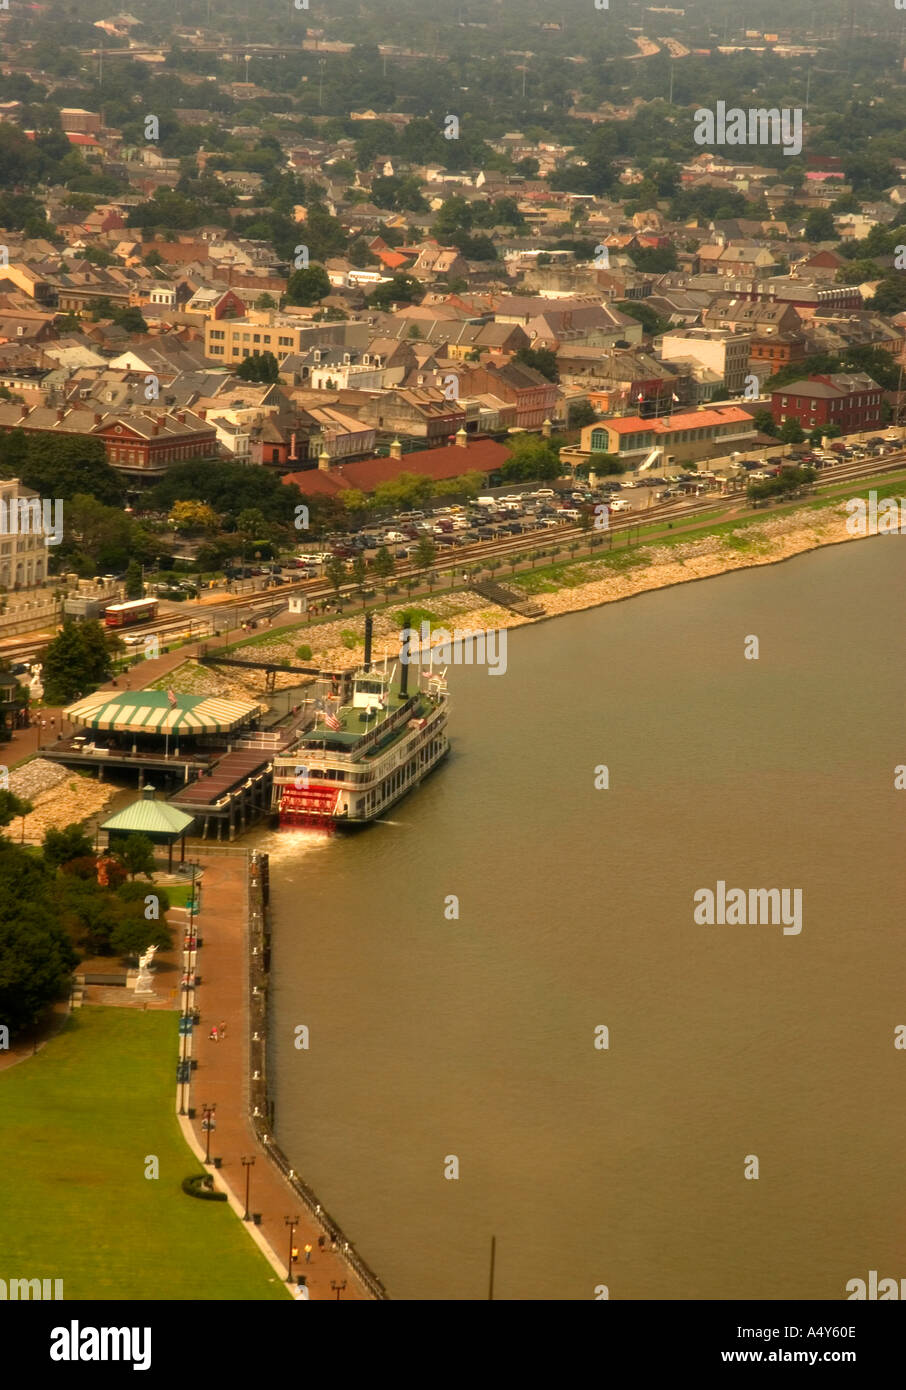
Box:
(219, 1020, 226, 1038)
(317, 1235, 325, 1252)
(209, 1025, 218, 1042)
(291, 1246, 299, 1265)
(304, 1243, 312, 1263)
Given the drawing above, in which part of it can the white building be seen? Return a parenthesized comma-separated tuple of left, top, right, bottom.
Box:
(0, 479, 51, 589)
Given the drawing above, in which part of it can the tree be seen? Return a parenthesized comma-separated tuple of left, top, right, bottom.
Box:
(352, 554, 367, 597)
(236, 508, 269, 555)
(414, 536, 437, 573)
(285, 265, 330, 306)
(568, 401, 597, 429)
(514, 345, 559, 382)
(235, 351, 280, 383)
(168, 500, 219, 534)
(501, 435, 561, 482)
(367, 273, 422, 310)
(124, 559, 144, 600)
(615, 300, 670, 337)
(753, 409, 778, 437)
(867, 277, 906, 316)
(779, 418, 806, 444)
(0, 434, 123, 506)
(118, 833, 156, 881)
(372, 546, 395, 584)
(42, 824, 93, 871)
(0, 789, 32, 827)
(114, 306, 148, 334)
(0, 900, 77, 1038)
(588, 452, 624, 476)
(41, 620, 114, 705)
(804, 209, 837, 243)
(325, 555, 346, 598)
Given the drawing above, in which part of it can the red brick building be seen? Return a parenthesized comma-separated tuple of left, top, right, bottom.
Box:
(770, 373, 884, 435)
(0, 404, 218, 480)
(458, 361, 561, 429)
(94, 410, 218, 479)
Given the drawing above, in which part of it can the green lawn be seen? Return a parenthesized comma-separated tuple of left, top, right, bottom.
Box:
(0, 1008, 289, 1300)
(161, 883, 194, 909)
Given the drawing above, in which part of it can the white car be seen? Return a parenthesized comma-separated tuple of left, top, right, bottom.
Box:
(608, 498, 632, 512)
(622, 480, 638, 489)
(382, 531, 406, 543)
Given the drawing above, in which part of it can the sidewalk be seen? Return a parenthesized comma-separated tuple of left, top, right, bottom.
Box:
(183, 854, 370, 1301)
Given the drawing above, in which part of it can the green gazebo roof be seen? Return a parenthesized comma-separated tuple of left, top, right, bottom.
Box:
(102, 799, 194, 838)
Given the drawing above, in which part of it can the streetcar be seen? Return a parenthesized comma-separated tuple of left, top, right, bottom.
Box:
(103, 598, 159, 628)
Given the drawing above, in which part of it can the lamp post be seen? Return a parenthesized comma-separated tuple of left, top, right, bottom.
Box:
(285, 1216, 300, 1282)
(202, 1102, 216, 1164)
(241, 1156, 255, 1221)
(330, 1280, 347, 1301)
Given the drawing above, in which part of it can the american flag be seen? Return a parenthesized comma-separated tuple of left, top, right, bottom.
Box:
(324, 710, 341, 731)
(167, 688, 177, 707)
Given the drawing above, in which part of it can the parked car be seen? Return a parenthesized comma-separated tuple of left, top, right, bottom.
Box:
(608, 498, 632, 512)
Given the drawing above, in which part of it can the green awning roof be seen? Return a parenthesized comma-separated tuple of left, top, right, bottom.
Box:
(66, 689, 262, 736)
(102, 800, 195, 836)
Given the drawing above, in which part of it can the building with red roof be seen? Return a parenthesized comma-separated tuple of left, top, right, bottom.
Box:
(581, 405, 757, 464)
(282, 434, 510, 497)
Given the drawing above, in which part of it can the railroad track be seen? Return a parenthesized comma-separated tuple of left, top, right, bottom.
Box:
(1, 457, 903, 668)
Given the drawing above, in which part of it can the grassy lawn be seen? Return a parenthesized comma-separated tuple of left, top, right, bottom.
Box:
(160, 883, 194, 909)
(0, 1008, 289, 1300)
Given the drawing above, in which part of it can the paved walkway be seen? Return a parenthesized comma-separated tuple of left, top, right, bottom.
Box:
(183, 855, 370, 1300)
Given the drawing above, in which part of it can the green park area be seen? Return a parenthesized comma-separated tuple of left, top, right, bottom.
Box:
(0, 1007, 289, 1300)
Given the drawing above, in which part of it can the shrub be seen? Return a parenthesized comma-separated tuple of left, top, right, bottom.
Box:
(182, 1173, 227, 1201)
(296, 644, 313, 661)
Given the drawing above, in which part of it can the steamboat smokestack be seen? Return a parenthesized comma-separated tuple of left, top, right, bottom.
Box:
(363, 613, 373, 672)
(399, 639, 409, 697)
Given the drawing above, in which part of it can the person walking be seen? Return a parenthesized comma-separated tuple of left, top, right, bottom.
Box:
(317, 1235, 325, 1253)
(304, 1243, 312, 1263)
(219, 1020, 227, 1039)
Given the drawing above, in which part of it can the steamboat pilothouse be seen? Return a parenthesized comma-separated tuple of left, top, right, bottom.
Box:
(271, 616, 449, 827)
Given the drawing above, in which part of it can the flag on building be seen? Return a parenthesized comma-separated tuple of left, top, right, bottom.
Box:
(325, 710, 341, 731)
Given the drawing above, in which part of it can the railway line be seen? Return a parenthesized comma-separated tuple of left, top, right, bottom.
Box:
(0, 454, 903, 670)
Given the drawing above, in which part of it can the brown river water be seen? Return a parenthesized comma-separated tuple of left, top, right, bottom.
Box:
(252, 537, 905, 1299)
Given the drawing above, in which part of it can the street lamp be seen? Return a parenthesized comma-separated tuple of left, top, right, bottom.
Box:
(285, 1215, 300, 1282)
(201, 1102, 216, 1164)
(241, 1156, 255, 1221)
(330, 1280, 347, 1301)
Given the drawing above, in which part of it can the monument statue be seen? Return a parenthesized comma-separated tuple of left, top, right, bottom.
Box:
(135, 943, 158, 994)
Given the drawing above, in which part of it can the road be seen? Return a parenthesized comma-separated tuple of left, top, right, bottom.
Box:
(2, 454, 904, 668)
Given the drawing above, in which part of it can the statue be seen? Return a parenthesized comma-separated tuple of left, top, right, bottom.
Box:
(135, 944, 158, 994)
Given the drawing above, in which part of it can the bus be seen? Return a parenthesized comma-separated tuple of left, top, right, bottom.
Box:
(103, 598, 159, 628)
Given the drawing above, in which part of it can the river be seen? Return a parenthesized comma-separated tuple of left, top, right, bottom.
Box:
(257, 537, 905, 1300)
